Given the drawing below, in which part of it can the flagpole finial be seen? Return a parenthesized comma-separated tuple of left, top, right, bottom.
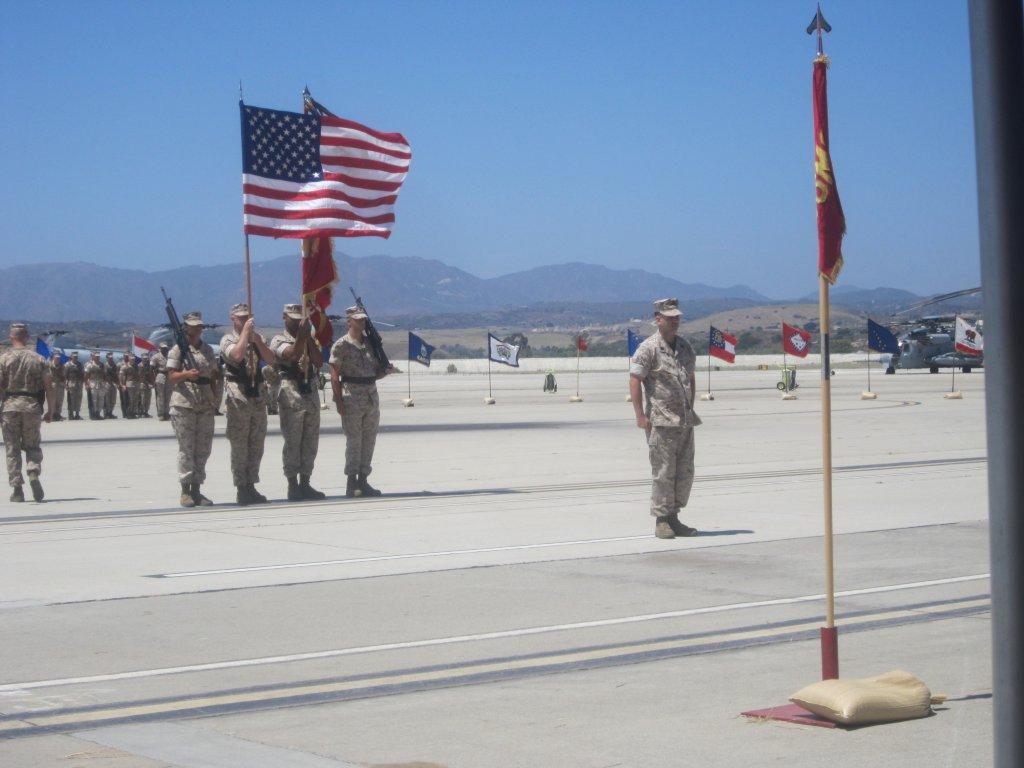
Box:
(239, 80, 244, 102)
(806, 4, 833, 57)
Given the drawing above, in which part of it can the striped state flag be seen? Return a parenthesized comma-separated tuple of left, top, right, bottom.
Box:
(709, 326, 737, 363)
(240, 98, 411, 239)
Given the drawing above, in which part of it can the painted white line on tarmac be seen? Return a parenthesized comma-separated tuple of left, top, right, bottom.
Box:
(0, 573, 988, 693)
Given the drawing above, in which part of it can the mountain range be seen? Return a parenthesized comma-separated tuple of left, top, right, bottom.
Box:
(0, 253, 974, 327)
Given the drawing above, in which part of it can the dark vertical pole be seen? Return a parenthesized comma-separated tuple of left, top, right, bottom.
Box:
(968, 3, 1024, 766)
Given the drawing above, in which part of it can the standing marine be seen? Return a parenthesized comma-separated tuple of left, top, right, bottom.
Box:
(64, 351, 84, 420)
(270, 304, 325, 501)
(139, 352, 154, 417)
(0, 323, 56, 502)
(629, 298, 701, 539)
(103, 352, 119, 419)
(84, 351, 106, 420)
(152, 343, 171, 420)
(166, 311, 219, 507)
(329, 305, 393, 497)
(219, 303, 275, 505)
(118, 353, 141, 418)
(49, 351, 66, 420)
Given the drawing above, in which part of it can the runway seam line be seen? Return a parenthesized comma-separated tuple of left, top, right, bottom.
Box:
(0, 574, 988, 693)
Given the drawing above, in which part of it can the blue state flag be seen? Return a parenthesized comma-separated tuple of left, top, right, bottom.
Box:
(408, 332, 436, 367)
(627, 329, 643, 357)
(35, 337, 51, 359)
(867, 319, 899, 354)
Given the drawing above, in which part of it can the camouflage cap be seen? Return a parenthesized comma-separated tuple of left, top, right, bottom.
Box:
(283, 303, 304, 320)
(345, 305, 368, 320)
(9, 322, 28, 334)
(230, 302, 251, 318)
(653, 298, 682, 317)
(183, 311, 204, 327)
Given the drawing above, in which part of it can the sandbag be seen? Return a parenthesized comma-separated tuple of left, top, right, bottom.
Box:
(789, 670, 946, 725)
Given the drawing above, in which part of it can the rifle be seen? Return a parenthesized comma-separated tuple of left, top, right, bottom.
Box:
(161, 288, 199, 371)
(349, 288, 391, 374)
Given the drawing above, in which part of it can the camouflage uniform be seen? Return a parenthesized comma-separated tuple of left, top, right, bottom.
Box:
(219, 329, 267, 490)
(118, 358, 142, 417)
(167, 341, 218, 486)
(104, 356, 119, 417)
(139, 357, 153, 416)
(64, 357, 84, 419)
(270, 329, 320, 480)
(49, 357, 65, 419)
(84, 357, 107, 419)
(0, 346, 47, 489)
(630, 329, 700, 518)
(151, 349, 171, 420)
(330, 334, 381, 478)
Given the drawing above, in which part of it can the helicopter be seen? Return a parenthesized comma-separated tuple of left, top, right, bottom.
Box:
(885, 287, 984, 374)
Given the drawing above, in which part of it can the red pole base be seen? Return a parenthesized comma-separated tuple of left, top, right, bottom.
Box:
(820, 626, 839, 680)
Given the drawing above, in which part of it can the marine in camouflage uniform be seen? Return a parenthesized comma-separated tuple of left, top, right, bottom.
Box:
(49, 353, 66, 420)
(329, 305, 393, 497)
(167, 311, 218, 508)
(270, 304, 325, 501)
(103, 352, 119, 418)
(139, 353, 153, 417)
(152, 344, 171, 420)
(219, 303, 275, 505)
(118, 354, 142, 418)
(0, 322, 56, 502)
(629, 298, 702, 539)
(84, 352, 107, 420)
(64, 352, 84, 420)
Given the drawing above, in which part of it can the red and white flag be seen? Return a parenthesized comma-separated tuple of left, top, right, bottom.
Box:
(783, 322, 812, 358)
(132, 335, 157, 356)
(954, 317, 983, 357)
(575, 334, 588, 353)
(709, 326, 737, 363)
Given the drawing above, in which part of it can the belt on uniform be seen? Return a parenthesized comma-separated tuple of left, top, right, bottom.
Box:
(191, 377, 212, 385)
(341, 376, 376, 385)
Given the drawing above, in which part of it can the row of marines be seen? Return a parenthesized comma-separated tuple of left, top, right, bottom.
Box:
(47, 347, 290, 422)
(0, 303, 391, 507)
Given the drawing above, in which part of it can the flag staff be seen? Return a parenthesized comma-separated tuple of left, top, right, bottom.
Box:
(812, 3, 839, 680)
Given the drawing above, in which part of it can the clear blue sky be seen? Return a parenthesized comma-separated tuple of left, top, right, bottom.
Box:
(1, 1, 979, 299)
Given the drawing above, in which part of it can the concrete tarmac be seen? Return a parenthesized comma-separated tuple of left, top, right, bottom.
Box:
(0, 367, 991, 766)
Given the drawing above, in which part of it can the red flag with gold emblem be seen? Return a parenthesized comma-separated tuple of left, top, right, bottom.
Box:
(301, 235, 338, 349)
(813, 56, 845, 284)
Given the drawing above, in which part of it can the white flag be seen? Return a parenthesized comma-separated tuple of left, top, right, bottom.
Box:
(488, 333, 520, 367)
(954, 317, 983, 357)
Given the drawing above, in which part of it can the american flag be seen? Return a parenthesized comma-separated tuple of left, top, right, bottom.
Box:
(240, 99, 411, 239)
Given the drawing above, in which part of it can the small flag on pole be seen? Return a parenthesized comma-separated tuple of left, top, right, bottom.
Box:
(409, 332, 436, 367)
(867, 319, 899, 354)
(709, 327, 737, 363)
(575, 335, 588, 353)
(132, 335, 158, 356)
(954, 317, 983, 356)
(488, 334, 520, 368)
(627, 329, 643, 357)
(783, 323, 812, 358)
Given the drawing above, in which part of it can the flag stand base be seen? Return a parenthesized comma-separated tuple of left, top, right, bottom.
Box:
(860, 391, 877, 400)
(483, 397, 496, 405)
(624, 394, 631, 402)
(700, 392, 714, 401)
(781, 392, 798, 400)
(320, 402, 330, 410)
(569, 395, 583, 403)
(402, 398, 415, 407)
(943, 391, 964, 400)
